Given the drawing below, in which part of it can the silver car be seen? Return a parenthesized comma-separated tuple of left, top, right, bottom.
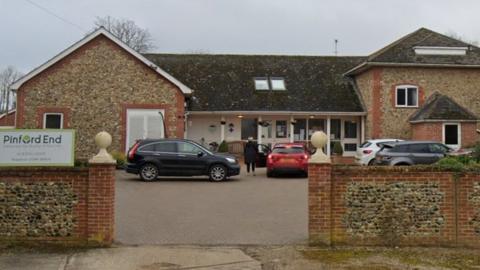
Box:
(374, 141, 452, 166)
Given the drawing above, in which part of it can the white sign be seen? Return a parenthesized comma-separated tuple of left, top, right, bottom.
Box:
(0, 129, 75, 167)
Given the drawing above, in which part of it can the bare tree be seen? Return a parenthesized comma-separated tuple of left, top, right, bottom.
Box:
(0, 66, 22, 114)
(94, 16, 155, 52)
(445, 31, 479, 46)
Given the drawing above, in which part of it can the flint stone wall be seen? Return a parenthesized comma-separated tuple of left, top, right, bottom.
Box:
(344, 182, 444, 237)
(0, 165, 115, 246)
(0, 182, 77, 237)
(309, 165, 480, 247)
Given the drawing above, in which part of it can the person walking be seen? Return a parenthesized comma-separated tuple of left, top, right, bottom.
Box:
(244, 137, 258, 176)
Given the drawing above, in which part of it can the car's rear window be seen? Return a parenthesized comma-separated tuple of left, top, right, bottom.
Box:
(272, 146, 305, 154)
(360, 141, 371, 148)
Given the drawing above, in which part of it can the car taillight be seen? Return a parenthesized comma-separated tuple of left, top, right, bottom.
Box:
(363, 149, 373, 154)
(128, 142, 140, 160)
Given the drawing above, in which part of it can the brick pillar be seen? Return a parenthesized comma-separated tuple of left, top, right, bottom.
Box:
(87, 163, 115, 246)
(308, 163, 332, 245)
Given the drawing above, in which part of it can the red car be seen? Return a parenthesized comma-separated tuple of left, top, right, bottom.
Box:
(266, 143, 310, 177)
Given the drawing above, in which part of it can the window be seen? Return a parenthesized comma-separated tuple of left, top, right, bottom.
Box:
(308, 119, 325, 138)
(154, 142, 177, 153)
(429, 143, 449, 154)
(177, 142, 203, 154)
(139, 143, 156, 152)
(254, 78, 269, 90)
(390, 144, 409, 152)
(444, 124, 460, 146)
(241, 118, 258, 140)
(396, 86, 418, 107)
(275, 120, 287, 138)
(344, 143, 357, 152)
(272, 146, 305, 154)
(344, 121, 357, 139)
(260, 120, 272, 139)
(43, 113, 63, 129)
(270, 77, 286, 90)
(293, 119, 306, 140)
(408, 143, 429, 153)
(254, 77, 286, 91)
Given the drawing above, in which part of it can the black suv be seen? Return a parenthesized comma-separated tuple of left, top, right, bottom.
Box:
(125, 139, 241, 181)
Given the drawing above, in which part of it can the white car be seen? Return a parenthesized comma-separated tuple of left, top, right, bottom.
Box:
(355, 139, 403, 165)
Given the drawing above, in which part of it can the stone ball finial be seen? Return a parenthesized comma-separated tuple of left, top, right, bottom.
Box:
(89, 131, 116, 164)
(309, 131, 331, 164)
(95, 131, 112, 149)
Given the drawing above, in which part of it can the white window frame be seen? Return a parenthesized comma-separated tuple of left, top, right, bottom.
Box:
(43, 113, 64, 129)
(442, 123, 461, 150)
(254, 77, 269, 90)
(125, 109, 165, 152)
(270, 77, 286, 91)
(395, 85, 419, 108)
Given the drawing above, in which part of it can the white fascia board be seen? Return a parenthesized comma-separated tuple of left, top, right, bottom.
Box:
(10, 28, 193, 95)
(188, 111, 367, 116)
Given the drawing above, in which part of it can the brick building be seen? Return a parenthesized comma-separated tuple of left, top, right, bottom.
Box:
(4, 27, 479, 158)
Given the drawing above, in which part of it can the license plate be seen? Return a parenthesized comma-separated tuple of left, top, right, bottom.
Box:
(279, 158, 295, 163)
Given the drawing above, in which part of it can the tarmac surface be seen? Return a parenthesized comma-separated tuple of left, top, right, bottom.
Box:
(115, 167, 308, 245)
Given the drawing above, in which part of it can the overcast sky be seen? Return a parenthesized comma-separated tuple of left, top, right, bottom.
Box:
(1, 0, 479, 73)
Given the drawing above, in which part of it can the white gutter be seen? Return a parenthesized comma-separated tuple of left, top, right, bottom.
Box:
(410, 119, 479, 123)
(187, 110, 367, 116)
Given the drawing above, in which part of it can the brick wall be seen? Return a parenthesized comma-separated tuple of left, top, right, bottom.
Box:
(0, 164, 115, 246)
(0, 111, 15, 127)
(412, 122, 478, 147)
(309, 163, 480, 247)
(411, 122, 443, 142)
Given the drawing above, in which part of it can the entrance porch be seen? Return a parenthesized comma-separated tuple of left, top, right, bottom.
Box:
(186, 112, 365, 156)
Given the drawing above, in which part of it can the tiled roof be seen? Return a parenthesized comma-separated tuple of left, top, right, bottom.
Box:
(409, 92, 478, 122)
(367, 28, 480, 65)
(145, 54, 366, 112)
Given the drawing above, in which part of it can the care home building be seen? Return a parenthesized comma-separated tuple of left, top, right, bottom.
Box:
(2, 27, 479, 159)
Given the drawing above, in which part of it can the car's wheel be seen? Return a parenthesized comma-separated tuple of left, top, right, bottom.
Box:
(139, 163, 159, 181)
(209, 164, 227, 182)
(267, 170, 273, 178)
(368, 159, 375, 166)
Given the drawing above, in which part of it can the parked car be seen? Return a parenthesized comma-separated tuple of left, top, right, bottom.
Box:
(355, 139, 403, 165)
(374, 141, 452, 166)
(256, 144, 271, 167)
(266, 143, 309, 177)
(125, 139, 241, 181)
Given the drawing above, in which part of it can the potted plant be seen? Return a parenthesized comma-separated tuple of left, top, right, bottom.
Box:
(332, 141, 343, 163)
(218, 140, 229, 153)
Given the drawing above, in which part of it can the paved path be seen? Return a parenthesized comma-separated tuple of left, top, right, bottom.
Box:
(115, 167, 308, 245)
(0, 246, 261, 270)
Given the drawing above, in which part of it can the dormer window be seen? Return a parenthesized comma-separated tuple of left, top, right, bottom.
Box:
(254, 77, 269, 90)
(413, 46, 468, 56)
(270, 77, 286, 90)
(254, 77, 286, 91)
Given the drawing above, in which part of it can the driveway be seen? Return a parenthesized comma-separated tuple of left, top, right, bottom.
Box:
(115, 167, 308, 245)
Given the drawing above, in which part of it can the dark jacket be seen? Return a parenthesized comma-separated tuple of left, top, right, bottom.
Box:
(244, 141, 258, 164)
